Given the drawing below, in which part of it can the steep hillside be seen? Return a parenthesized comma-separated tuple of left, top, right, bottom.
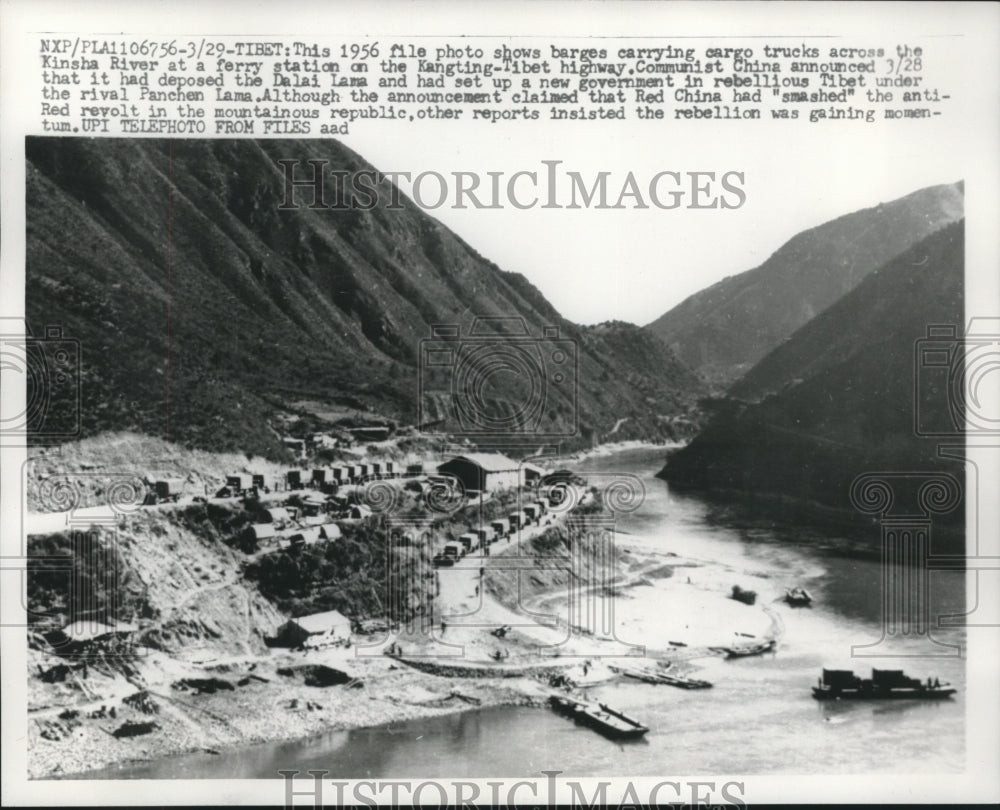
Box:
(660, 221, 965, 543)
(26, 138, 704, 458)
(645, 182, 963, 388)
(28, 504, 286, 657)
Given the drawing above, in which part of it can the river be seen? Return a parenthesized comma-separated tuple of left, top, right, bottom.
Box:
(85, 447, 965, 778)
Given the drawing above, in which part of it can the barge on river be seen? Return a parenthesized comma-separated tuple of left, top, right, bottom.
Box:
(548, 695, 650, 740)
(608, 663, 712, 689)
(812, 668, 956, 700)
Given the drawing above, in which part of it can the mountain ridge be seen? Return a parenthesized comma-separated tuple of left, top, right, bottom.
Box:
(645, 181, 964, 388)
(26, 137, 704, 458)
(660, 219, 965, 544)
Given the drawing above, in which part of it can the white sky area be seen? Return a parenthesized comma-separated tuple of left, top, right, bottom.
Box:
(350, 119, 965, 326)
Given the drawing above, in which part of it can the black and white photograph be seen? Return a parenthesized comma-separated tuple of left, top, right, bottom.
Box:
(1, 1, 998, 806)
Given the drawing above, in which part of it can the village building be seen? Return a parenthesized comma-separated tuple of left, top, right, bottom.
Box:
(348, 425, 392, 442)
(436, 453, 523, 494)
(273, 610, 352, 648)
(347, 504, 373, 520)
(263, 507, 293, 528)
(47, 619, 137, 648)
(319, 523, 342, 541)
(247, 523, 277, 545)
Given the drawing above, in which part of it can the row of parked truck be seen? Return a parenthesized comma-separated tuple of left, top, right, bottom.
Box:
(285, 461, 400, 493)
(434, 497, 554, 566)
(144, 462, 405, 505)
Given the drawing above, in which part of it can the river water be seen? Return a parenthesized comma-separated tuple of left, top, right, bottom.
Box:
(86, 447, 965, 778)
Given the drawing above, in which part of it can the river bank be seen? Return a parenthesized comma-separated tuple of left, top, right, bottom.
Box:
(30, 444, 966, 779)
(27, 450, 780, 780)
(31, 645, 554, 780)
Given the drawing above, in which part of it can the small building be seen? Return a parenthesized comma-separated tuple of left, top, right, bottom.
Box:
(348, 425, 392, 442)
(273, 610, 351, 648)
(48, 619, 137, 648)
(286, 469, 309, 490)
(348, 504, 373, 520)
(290, 526, 322, 546)
(383, 461, 397, 478)
(252, 473, 273, 492)
(249, 523, 277, 541)
(436, 453, 522, 494)
(264, 507, 293, 528)
(319, 523, 342, 541)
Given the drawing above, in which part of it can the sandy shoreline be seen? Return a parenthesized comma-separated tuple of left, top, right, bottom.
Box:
(551, 439, 681, 465)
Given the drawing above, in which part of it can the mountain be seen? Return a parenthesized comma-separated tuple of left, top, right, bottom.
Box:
(645, 182, 964, 389)
(660, 221, 964, 541)
(25, 138, 704, 458)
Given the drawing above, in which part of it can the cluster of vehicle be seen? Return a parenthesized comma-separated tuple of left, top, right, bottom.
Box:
(144, 462, 403, 506)
(433, 497, 553, 566)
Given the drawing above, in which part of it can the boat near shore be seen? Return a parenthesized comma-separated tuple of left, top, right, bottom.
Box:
(548, 695, 650, 740)
(710, 638, 777, 658)
(784, 587, 813, 607)
(812, 668, 957, 701)
(608, 663, 713, 689)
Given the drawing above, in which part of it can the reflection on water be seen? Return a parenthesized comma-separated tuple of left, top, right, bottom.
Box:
(81, 447, 965, 779)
